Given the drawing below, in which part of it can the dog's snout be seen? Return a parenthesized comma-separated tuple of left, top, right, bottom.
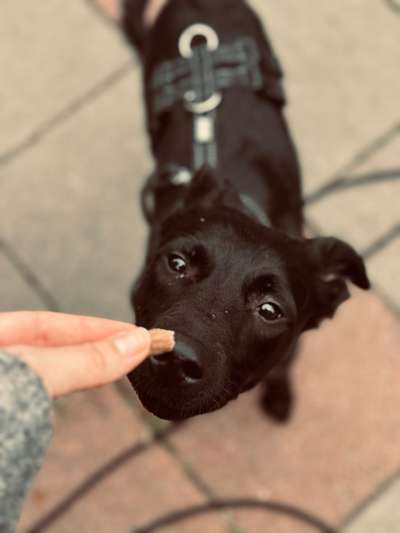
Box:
(150, 338, 204, 383)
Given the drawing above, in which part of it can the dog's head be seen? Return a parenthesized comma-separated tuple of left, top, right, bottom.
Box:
(129, 167, 370, 420)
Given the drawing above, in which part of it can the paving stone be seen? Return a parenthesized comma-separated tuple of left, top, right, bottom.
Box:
(16, 385, 226, 533)
(0, 0, 131, 157)
(170, 290, 400, 532)
(343, 475, 400, 533)
(306, 133, 400, 250)
(0, 71, 151, 321)
(0, 251, 46, 311)
(248, 0, 400, 190)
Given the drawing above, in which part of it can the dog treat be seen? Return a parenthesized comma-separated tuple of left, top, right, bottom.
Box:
(149, 328, 175, 356)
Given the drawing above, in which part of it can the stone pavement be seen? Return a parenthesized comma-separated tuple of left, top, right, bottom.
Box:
(1, 1, 399, 531)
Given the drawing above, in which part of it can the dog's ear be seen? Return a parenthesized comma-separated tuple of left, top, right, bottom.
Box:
(185, 165, 223, 207)
(305, 237, 370, 328)
(309, 237, 370, 289)
(185, 165, 243, 211)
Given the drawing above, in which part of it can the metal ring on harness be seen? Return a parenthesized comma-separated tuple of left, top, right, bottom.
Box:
(178, 23, 219, 58)
(184, 91, 222, 114)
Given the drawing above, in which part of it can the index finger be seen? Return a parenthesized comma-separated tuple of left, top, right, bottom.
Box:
(0, 311, 136, 347)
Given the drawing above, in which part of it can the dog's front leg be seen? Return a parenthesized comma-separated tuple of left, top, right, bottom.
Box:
(259, 345, 298, 423)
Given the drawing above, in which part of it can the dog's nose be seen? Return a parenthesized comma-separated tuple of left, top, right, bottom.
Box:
(150, 338, 204, 383)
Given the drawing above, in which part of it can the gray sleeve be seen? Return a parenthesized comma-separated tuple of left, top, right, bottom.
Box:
(0, 351, 53, 533)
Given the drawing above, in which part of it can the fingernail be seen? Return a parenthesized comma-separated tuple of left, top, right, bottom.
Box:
(113, 328, 150, 358)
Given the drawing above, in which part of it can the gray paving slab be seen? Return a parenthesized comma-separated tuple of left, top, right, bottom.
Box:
(0, 70, 151, 321)
(0, 251, 46, 311)
(0, 0, 131, 158)
(248, 0, 400, 191)
(342, 474, 400, 533)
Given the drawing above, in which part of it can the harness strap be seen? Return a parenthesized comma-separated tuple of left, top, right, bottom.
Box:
(149, 24, 285, 171)
(190, 40, 220, 169)
(151, 36, 266, 115)
(193, 111, 218, 169)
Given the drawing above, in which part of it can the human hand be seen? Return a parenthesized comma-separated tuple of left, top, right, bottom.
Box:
(0, 311, 154, 398)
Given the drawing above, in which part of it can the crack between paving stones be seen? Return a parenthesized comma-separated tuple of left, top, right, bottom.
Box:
(305, 120, 400, 205)
(362, 222, 400, 260)
(113, 384, 216, 499)
(0, 61, 133, 167)
(305, 168, 400, 206)
(0, 237, 60, 311)
(113, 382, 249, 531)
(330, 120, 400, 179)
(132, 499, 337, 533)
(131, 407, 246, 533)
(159, 446, 247, 533)
(339, 466, 400, 530)
(159, 434, 216, 499)
(116, 393, 336, 532)
(24, 424, 180, 533)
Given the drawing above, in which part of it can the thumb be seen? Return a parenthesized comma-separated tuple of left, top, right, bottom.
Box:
(7, 327, 151, 398)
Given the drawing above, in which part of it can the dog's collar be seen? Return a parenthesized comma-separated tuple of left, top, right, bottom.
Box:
(150, 23, 285, 171)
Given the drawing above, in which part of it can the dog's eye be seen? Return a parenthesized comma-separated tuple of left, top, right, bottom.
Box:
(167, 253, 187, 274)
(258, 302, 283, 321)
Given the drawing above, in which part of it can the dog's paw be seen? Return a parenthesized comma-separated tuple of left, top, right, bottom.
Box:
(259, 377, 294, 423)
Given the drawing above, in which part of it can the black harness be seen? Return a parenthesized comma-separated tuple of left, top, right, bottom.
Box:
(143, 23, 285, 222)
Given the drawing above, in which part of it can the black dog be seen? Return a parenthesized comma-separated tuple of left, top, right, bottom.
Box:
(121, 0, 370, 421)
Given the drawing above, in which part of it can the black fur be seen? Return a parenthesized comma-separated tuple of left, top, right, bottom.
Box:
(121, 0, 370, 420)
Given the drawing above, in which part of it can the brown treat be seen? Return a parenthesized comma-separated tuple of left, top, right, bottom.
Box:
(149, 329, 175, 356)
